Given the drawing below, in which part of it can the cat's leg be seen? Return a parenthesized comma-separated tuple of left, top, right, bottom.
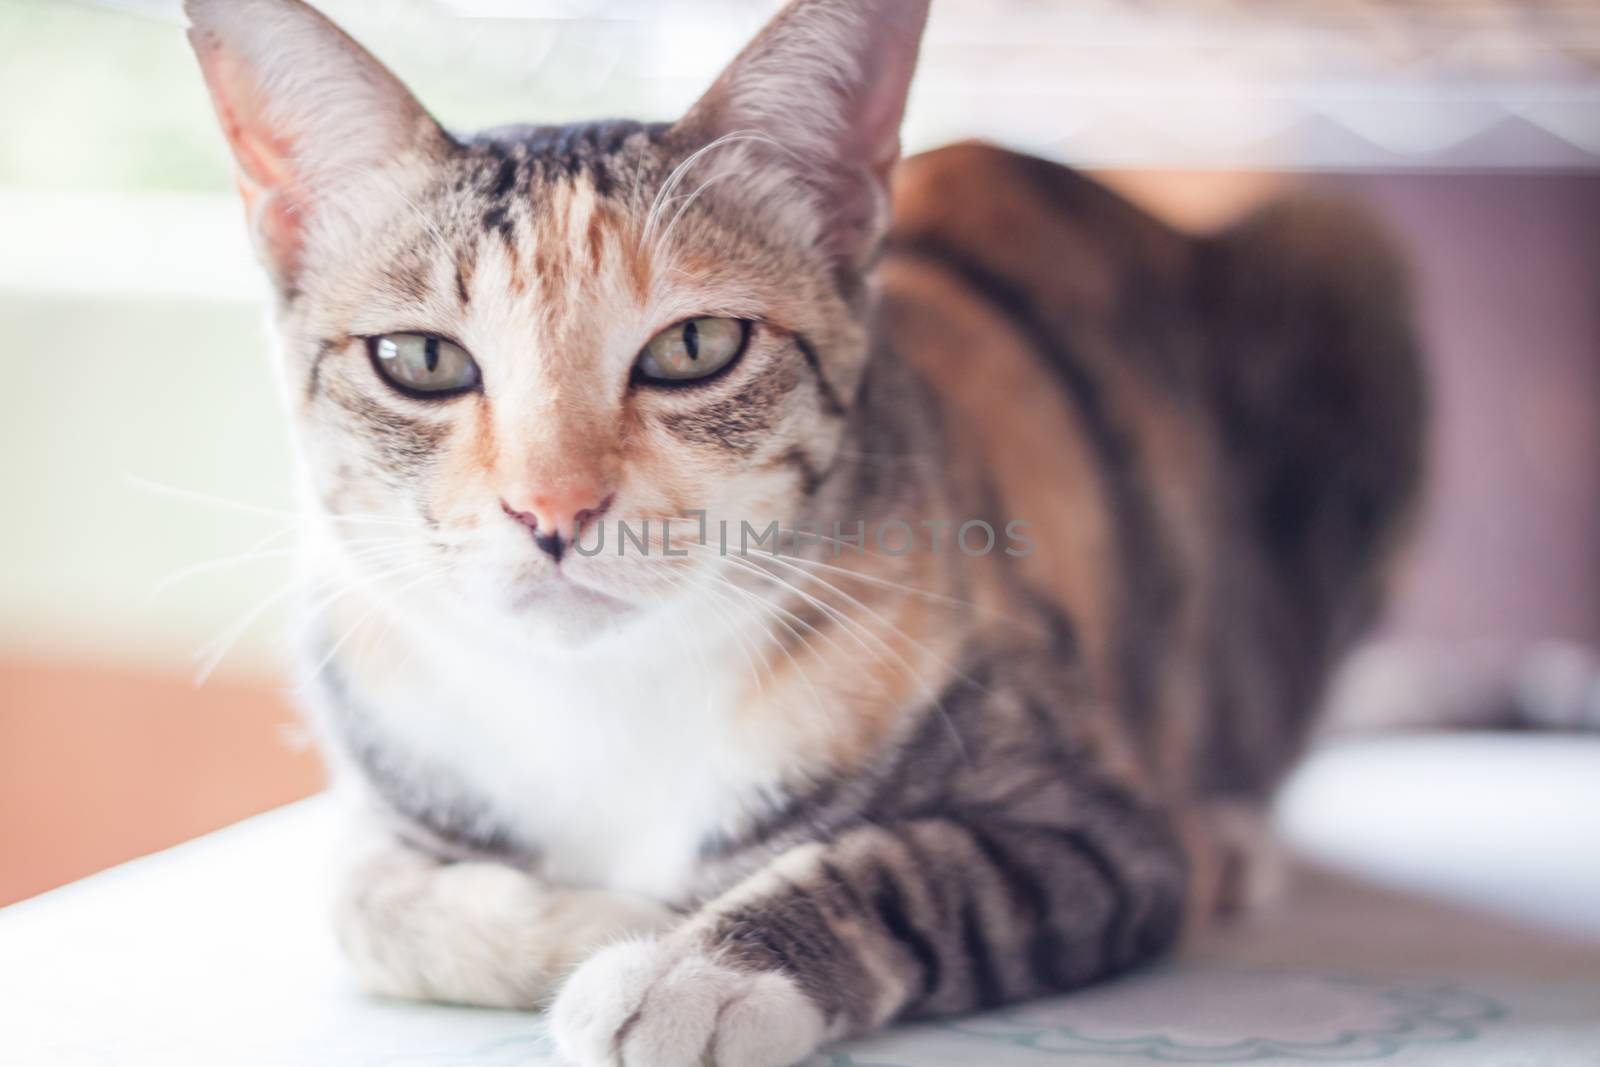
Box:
(336, 837, 677, 1009)
(1191, 800, 1288, 918)
(550, 811, 1188, 1067)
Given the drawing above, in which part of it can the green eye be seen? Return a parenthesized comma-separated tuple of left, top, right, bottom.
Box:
(369, 333, 480, 396)
(636, 318, 748, 383)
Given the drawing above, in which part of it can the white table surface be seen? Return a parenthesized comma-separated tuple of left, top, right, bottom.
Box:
(4, 735, 1600, 1066)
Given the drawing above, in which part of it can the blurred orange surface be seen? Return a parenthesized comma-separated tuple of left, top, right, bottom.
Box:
(0, 658, 325, 906)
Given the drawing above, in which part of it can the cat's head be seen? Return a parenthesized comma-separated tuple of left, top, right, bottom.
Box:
(187, 0, 928, 648)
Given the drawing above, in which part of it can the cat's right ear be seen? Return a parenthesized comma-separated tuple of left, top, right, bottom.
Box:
(674, 0, 930, 272)
(185, 0, 448, 291)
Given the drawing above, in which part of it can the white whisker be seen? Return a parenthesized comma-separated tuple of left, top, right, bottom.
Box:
(698, 562, 831, 720)
(301, 560, 446, 683)
(191, 539, 429, 686)
(680, 540, 974, 763)
(654, 169, 738, 261)
(641, 130, 784, 255)
(126, 475, 419, 529)
(153, 535, 296, 596)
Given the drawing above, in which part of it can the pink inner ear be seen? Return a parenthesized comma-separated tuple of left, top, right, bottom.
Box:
(191, 35, 307, 282)
(834, 2, 926, 184)
(848, 40, 919, 183)
(823, 19, 924, 265)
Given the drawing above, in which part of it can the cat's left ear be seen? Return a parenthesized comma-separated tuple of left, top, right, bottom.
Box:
(676, 0, 930, 270)
(185, 0, 449, 291)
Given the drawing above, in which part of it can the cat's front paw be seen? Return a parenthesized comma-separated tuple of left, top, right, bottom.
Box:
(550, 937, 826, 1067)
(337, 848, 673, 1010)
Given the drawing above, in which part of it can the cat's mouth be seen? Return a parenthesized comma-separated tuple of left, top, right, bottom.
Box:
(507, 570, 634, 617)
(497, 569, 651, 649)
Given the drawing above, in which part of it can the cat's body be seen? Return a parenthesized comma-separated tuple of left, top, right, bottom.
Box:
(187, 1, 1423, 1063)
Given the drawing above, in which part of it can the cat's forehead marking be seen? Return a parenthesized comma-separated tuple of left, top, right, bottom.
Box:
(460, 120, 661, 205)
(442, 120, 666, 325)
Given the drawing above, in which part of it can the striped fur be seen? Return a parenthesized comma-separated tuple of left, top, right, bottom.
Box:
(187, 1, 1424, 1064)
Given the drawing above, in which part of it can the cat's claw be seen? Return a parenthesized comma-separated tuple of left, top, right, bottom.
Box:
(550, 937, 827, 1067)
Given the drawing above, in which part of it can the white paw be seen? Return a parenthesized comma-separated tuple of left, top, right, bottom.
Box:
(550, 938, 826, 1067)
(337, 848, 674, 1010)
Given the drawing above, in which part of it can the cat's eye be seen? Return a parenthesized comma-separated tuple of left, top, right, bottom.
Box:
(368, 333, 480, 397)
(635, 318, 748, 384)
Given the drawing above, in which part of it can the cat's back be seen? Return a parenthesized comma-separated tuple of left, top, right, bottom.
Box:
(877, 141, 1425, 794)
(882, 142, 1198, 394)
(877, 143, 1216, 764)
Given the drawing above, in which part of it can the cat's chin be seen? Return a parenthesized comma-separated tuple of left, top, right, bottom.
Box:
(501, 575, 643, 649)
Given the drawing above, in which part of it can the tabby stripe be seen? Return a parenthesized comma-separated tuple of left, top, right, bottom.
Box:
(487, 153, 518, 200)
(1004, 153, 1193, 391)
(754, 880, 842, 977)
(966, 817, 1131, 987)
(315, 656, 523, 858)
(1027, 928, 1079, 992)
(305, 339, 341, 402)
(1021, 697, 1084, 783)
(958, 898, 1006, 1010)
(958, 820, 1088, 993)
(609, 1005, 646, 1063)
(323, 378, 450, 462)
(482, 206, 517, 259)
(862, 702, 965, 815)
(1038, 825, 1132, 974)
(764, 446, 827, 497)
(792, 334, 847, 417)
(959, 821, 1050, 922)
(725, 915, 799, 974)
(817, 859, 869, 916)
(885, 235, 1181, 738)
(870, 863, 942, 1001)
(782, 881, 882, 1014)
(717, 886, 874, 1026)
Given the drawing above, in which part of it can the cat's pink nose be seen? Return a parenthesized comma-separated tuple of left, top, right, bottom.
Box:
(500, 486, 613, 562)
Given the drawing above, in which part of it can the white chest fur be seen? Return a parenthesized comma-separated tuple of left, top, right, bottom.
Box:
(325, 590, 801, 903)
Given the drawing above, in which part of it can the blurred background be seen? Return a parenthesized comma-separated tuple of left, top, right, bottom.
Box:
(1, 0, 1596, 921)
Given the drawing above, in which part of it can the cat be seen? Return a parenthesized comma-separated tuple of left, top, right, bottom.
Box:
(185, 0, 1425, 1064)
